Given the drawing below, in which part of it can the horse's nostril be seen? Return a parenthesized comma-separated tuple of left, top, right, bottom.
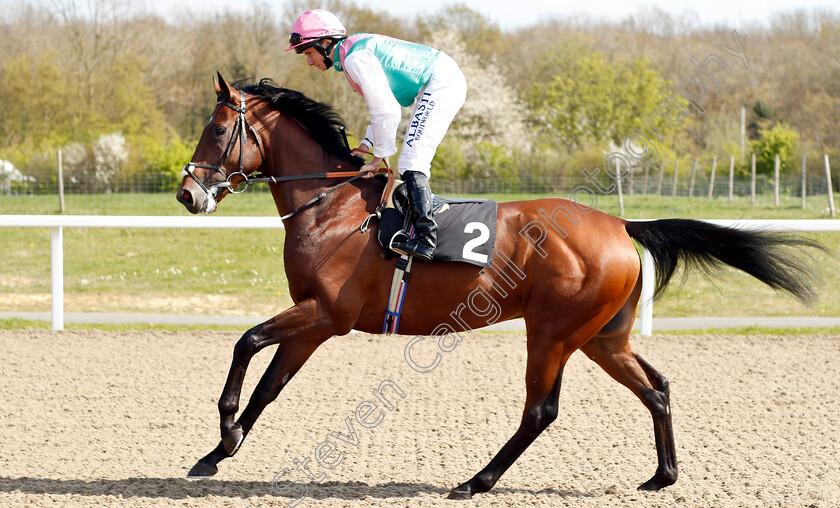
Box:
(178, 189, 193, 206)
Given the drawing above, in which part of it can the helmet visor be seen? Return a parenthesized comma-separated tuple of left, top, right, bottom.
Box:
(286, 32, 316, 52)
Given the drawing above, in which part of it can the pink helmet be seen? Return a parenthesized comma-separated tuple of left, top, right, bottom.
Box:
(286, 9, 347, 53)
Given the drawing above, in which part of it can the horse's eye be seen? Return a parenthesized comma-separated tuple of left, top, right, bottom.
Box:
(214, 125, 227, 136)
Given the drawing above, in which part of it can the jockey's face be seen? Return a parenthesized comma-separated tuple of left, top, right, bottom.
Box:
(301, 46, 328, 71)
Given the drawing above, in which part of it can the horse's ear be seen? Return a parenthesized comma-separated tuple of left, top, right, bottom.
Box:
(215, 71, 234, 102)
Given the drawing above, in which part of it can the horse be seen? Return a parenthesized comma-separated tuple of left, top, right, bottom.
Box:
(176, 73, 825, 499)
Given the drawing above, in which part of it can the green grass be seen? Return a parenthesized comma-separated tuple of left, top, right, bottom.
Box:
(0, 318, 244, 332)
(474, 192, 839, 220)
(654, 325, 840, 336)
(0, 190, 279, 216)
(1, 191, 838, 327)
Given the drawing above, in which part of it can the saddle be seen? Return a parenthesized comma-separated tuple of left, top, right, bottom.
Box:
(373, 175, 498, 268)
(363, 173, 499, 335)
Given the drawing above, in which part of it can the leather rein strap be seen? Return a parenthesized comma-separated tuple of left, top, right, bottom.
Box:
(275, 149, 392, 221)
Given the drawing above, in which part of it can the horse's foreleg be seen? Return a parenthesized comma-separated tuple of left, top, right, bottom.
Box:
(231, 336, 325, 445)
(188, 298, 333, 478)
(448, 338, 566, 499)
(580, 336, 678, 490)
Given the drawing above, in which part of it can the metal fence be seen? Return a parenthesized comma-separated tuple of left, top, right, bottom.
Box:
(2, 166, 837, 199)
(1, 172, 181, 196)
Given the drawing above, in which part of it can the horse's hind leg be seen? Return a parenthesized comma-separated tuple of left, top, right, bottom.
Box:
(580, 334, 678, 490)
(447, 334, 567, 499)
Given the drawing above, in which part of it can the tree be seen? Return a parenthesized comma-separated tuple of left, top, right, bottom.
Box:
(523, 44, 669, 151)
(416, 4, 505, 60)
(751, 123, 800, 175)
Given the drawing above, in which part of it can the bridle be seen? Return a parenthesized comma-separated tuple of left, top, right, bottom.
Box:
(181, 88, 392, 221)
(181, 92, 266, 197)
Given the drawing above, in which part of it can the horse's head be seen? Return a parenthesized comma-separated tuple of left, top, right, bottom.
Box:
(177, 72, 266, 214)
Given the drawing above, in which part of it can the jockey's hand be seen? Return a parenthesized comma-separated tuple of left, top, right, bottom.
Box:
(360, 157, 384, 174)
(350, 143, 372, 157)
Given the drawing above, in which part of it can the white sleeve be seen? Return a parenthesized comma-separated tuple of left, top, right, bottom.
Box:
(343, 49, 401, 158)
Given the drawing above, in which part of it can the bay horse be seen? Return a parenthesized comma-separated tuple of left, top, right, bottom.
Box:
(176, 73, 824, 499)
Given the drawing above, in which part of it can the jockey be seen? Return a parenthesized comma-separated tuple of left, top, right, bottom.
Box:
(286, 9, 468, 261)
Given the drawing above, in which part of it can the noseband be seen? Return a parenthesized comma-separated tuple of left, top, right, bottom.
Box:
(181, 92, 266, 196)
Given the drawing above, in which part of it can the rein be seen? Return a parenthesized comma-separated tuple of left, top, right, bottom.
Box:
(182, 90, 392, 221)
(277, 170, 371, 220)
(275, 151, 394, 221)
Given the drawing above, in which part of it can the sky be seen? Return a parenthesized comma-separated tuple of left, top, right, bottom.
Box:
(135, 0, 839, 31)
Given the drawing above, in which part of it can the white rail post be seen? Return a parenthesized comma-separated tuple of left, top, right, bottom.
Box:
(640, 248, 655, 336)
(51, 227, 64, 330)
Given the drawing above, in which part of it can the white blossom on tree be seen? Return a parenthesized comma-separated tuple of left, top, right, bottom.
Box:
(93, 132, 129, 188)
(422, 30, 531, 150)
(61, 133, 128, 190)
(0, 159, 35, 194)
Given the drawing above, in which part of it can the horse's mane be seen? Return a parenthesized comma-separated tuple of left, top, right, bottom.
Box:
(237, 78, 363, 166)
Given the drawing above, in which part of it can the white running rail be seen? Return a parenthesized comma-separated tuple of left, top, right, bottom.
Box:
(2, 216, 839, 332)
(1, 215, 285, 330)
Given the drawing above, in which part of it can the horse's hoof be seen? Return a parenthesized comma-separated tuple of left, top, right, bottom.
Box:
(222, 424, 245, 456)
(187, 460, 218, 478)
(446, 488, 473, 500)
(638, 470, 677, 491)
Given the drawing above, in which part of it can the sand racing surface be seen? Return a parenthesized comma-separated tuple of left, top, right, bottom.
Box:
(1, 329, 838, 507)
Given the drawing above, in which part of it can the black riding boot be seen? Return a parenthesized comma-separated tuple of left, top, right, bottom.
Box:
(391, 171, 437, 261)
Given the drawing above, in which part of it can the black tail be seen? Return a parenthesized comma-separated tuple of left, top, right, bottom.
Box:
(625, 219, 828, 305)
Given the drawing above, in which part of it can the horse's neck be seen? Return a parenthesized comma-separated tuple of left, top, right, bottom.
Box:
(263, 115, 367, 231)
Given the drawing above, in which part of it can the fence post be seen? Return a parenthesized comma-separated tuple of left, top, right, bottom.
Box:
(656, 163, 664, 196)
(57, 149, 65, 213)
(51, 227, 64, 330)
(689, 158, 698, 198)
(728, 155, 735, 202)
(751, 153, 756, 204)
(708, 156, 717, 199)
(774, 154, 780, 207)
(617, 172, 625, 216)
(826, 154, 836, 217)
(643, 165, 650, 194)
(671, 160, 679, 197)
(801, 154, 807, 210)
